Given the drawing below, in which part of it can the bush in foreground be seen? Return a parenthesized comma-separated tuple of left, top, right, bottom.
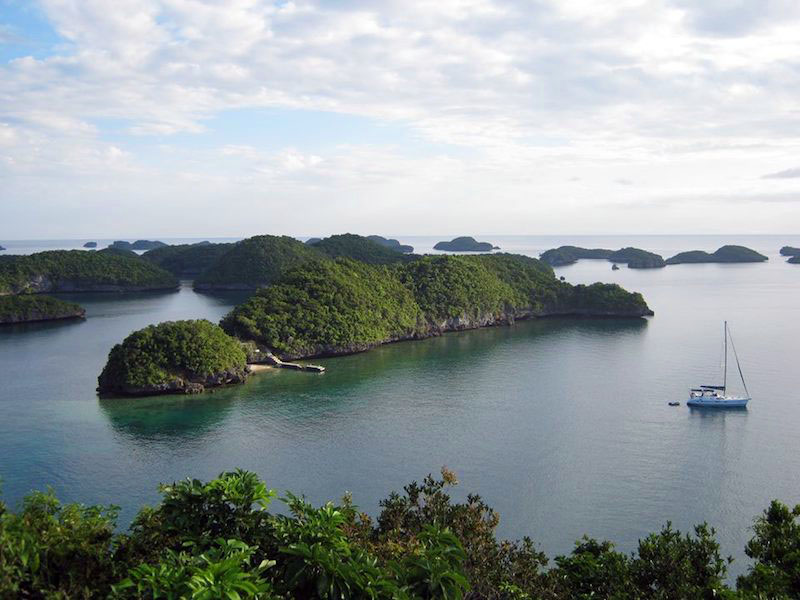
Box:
(1, 469, 798, 599)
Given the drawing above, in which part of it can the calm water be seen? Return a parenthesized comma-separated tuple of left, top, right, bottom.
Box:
(1, 235, 799, 578)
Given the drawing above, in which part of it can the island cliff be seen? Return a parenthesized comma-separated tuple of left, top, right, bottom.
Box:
(221, 253, 653, 360)
(0, 295, 85, 324)
(0, 250, 178, 295)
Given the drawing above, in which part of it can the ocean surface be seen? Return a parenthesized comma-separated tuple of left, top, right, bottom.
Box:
(1, 234, 799, 578)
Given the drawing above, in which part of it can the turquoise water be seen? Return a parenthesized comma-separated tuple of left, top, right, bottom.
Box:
(1, 235, 799, 577)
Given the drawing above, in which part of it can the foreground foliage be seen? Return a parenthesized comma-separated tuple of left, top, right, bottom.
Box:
(222, 253, 652, 358)
(98, 319, 248, 394)
(1, 469, 798, 599)
(0, 250, 178, 294)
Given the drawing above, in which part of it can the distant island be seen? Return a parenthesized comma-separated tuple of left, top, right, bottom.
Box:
(0, 295, 85, 324)
(540, 246, 665, 268)
(83, 241, 97, 248)
(97, 320, 248, 396)
(0, 245, 5, 251)
(109, 239, 168, 251)
(367, 235, 414, 253)
(0, 250, 178, 294)
(304, 237, 322, 245)
(665, 245, 768, 264)
(143, 241, 233, 278)
(789, 256, 800, 264)
(780, 246, 800, 257)
(221, 253, 653, 361)
(310, 233, 415, 265)
(434, 236, 497, 252)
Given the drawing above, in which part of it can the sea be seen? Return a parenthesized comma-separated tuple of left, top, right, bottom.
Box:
(1, 234, 799, 579)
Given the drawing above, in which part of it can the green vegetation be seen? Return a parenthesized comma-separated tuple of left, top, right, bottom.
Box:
(0, 295, 85, 324)
(110, 240, 168, 251)
(540, 246, 665, 268)
(222, 253, 651, 358)
(98, 246, 139, 258)
(2, 467, 799, 599)
(222, 259, 422, 358)
(194, 235, 324, 290)
(666, 245, 768, 265)
(143, 242, 233, 278)
(0, 250, 178, 294)
(367, 235, 414, 253)
(433, 236, 496, 252)
(98, 320, 248, 396)
(780, 246, 800, 257)
(310, 233, 414, 265)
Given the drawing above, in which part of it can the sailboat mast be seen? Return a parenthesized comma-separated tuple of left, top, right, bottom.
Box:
(723, 321, 728, 395)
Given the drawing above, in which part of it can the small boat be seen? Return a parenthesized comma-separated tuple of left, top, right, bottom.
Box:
(687, 321, 750, 408)
(668, 401, 680, 406)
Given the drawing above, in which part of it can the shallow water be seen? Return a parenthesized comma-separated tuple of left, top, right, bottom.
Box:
(1, 235, 799, 578)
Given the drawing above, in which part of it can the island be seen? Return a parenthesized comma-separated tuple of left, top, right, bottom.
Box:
(0, 250, 178, 294)
(780, 246, 800, 257)
(83, 241, 97, 248)
(97, 320, 249, 396)
(665, 245, 768, 264)
(109, 239, 168, 251)
(309, 233, 414, 265)
(367, 235, 414, 253)
(142, 241, 233, 278)
(789, 256, 800, 264)
(540, 246, 665, 268)
(434, 236, 497, 252)
(0, 245, 6, 251)
(304, 237, 322, 245)
(221, 253, 653, 360)
(194, 235, 324, 290)
(0, 295, 85, 324)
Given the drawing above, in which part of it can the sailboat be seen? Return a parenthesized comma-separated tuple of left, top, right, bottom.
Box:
(687, 321, 750, 408)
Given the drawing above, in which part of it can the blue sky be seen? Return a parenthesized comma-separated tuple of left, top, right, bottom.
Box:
(1, 0, 800, 238)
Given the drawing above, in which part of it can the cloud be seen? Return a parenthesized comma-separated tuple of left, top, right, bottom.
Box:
(762, 167, 800, 179)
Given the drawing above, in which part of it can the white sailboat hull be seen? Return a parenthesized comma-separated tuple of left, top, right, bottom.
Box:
(687, 394, 749, 408)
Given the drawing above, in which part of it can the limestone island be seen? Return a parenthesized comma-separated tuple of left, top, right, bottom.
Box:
(98, 320, 249, 396)
(310, 233, 417, 264)
(142, 241, 233, 278)
(780, 246, 800, 258)
(367, 235, 414, 253)
(110, 239, 168, 251)
(789, 256, 800, 264)
(540, 246, 665, 269)
(222, 253, 653, 361)
(665, 245, 767, 265)
(0, 250, 178, 294)
(83, 241, 97, 248)
(0, 295, 85, 324)
(434, 236, 497, 252)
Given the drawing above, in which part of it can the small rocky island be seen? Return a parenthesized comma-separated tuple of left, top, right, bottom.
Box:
(434, 236, 497, 252)
(98, 320, 249, 396)
(0, 295, 86, 324)
(110, 240, 168, 251)
(540, 246, 665, 268)
(83, 241, 97, 248)
(780, 246, 800, 263)
(367, 235, 414, 253)
(789, 256, 800, 264)
(665, 245, 767, 264)
(0, 250, 178, 294)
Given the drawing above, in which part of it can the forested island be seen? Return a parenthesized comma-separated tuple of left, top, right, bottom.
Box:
(434, 236, 497, 252)
(2, 467, 798, 599)
(309, 233, 415, 264)
(789, 256, 800, 264)
(780, 246, 800, 256)
(367, 235, 414, 253)
(540, 246, 666, 268)
(110, 239, 168, 251)
(0, 295, 85, 324)
(0, 250, 178, 294)
(142, 241, 233, 277)
(82, 241, 97, 248)
(665, 245, 768, 264)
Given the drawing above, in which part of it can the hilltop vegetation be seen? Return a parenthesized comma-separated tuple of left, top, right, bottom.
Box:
(434, 236, 497, 252)
(143, 241, 233, 277)
(194, 235, 324, 290)
(98, 320, 248, 396)
(540, 246, 666, 268)
(222, 253, 652, 359)
(309, 233, 414, 265)
(0, 295, 85, 324)
(0, 250, 178, 295)
(666, 245, 768, 264)
(2, 468, 799, 599)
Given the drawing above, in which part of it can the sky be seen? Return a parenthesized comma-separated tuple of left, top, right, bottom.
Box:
(1, 0, 799, 239)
